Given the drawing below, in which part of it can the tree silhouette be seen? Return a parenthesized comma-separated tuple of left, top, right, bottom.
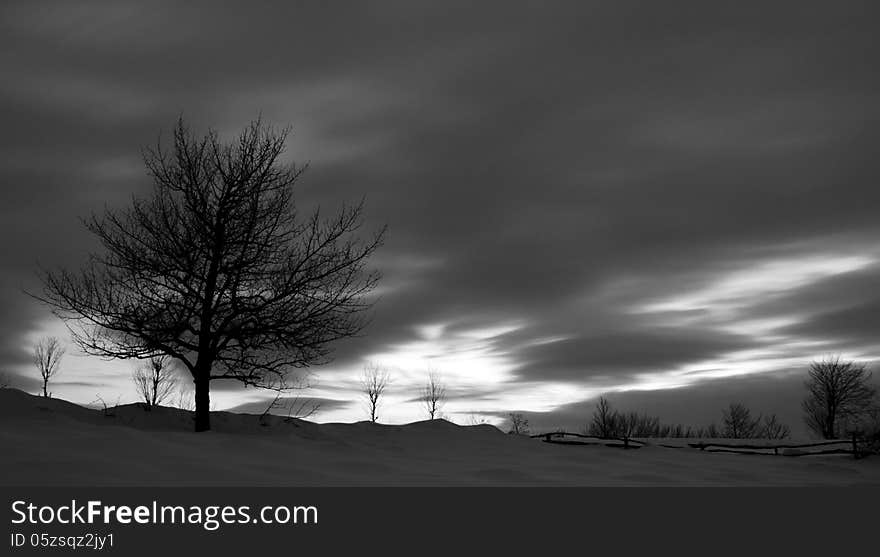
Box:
(362, 362, 390, 423)
(34, 118, 385, 431)
(507, 412, 529, 435)
(803, 357, 875, 439)
(132, 355, 177, 409)
(421, 370, 446, 420)
(760, 414, 791, 440)
(588, 396, 617, 438)
(722, 402, 761, 439)
(34, 336, 64, 398)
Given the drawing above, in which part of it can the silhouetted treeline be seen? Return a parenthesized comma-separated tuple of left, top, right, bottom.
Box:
(585, 397, 791, 439)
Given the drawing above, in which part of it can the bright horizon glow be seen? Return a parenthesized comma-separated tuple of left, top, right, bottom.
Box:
(13, 251, 880, 429)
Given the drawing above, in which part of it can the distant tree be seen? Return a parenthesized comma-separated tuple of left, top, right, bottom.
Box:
(508, 412, 529, 435)
(722, 402, 761, 438)
(616, 411, 638, 438)
(362, 363, 390, 423)
(34, 336, 65, 398)
(588, 396, 618, 438)
(760, 414, 791, 440)
(174, 383, 196, 412)
(632, 412, 661, 437)
(705, 423, 720, 438)
(466, 414, 490, 426)
(132, 355, 177, 410)
(803, 357, 876, 439)
(91, 394, 121, 418)
(421, 370, 447, 420)
(32, 118, 385, 431)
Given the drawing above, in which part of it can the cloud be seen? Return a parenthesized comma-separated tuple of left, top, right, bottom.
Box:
(519, 369, 812, 436)
(224, 396, 349, 417)
(0, 1, 878, 425)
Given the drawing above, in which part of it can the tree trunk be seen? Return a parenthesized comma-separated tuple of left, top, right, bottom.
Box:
(194, 375, 211, 432)
(42, 378, 48, 398)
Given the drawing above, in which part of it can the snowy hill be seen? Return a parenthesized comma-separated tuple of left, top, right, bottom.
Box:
(1, 389, 878, 486)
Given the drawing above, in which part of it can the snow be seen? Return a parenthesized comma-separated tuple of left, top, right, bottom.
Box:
(1, 389, 878, 486)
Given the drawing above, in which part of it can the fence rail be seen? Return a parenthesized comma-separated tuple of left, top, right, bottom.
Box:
(687, 435, 871, 458)
(531, 431, 875, 458)
(530, 431, 645, 449)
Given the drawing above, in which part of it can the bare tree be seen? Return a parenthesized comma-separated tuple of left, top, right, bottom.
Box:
(284, 395, 321, 423)
(32, 118, 385, 431)
(259, 389, 286, 426)
(466, 414, 490, 426)
(132, 355, 177, 410)
(508, 412, 529, 435)
(705, 423, 720, 438)
(620, 411, 660, 438)
(258, 377, 319, 425)
(421, 370, 446, 420)
(174, 383, 196, 412)
(34, 336, 65, 398)
(91, 394, 121, 418)
(722, 402, 761, 438)
(362, 363, 390, 423)
(588, 396, 617, 438)
(803, 357, 876, 439)
(761, 414, 791, 440)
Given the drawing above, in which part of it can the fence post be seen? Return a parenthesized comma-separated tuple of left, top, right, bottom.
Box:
(852, 432, 859, 459)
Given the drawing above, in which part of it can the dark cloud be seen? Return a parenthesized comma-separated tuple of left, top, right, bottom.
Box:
(1, 1, 879, 425)
(520, 370, 811, 436)
(512, 328, 754, 382)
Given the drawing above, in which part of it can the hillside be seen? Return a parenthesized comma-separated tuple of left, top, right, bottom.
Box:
(1, 389, 878, 486)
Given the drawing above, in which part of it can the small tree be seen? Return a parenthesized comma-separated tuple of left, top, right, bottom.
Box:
(761, 414, 791, 440)
(803, 357, 876, 439)
(34, 336, 65, 398)
(132, 355, 177, 409)
(362, 363, 390, 423)
(174, 383, 196, 412)
(588, 396, 617, 438)
(705, 423, 720, 438)
(508, 412, 529, 435)
(421, 370, 447, 420)
(722, 402, 761, 438)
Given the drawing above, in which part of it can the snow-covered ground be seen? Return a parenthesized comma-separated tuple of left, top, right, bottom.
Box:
(1, 389, 878, 486)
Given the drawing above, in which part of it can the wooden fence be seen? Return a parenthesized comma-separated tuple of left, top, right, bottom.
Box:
(531, 431, 874, 458)
(529, 431, 645, 449)
(687, 434, 870, 458)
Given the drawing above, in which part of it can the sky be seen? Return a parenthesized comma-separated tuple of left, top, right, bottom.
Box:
(1, 1, 879, 434)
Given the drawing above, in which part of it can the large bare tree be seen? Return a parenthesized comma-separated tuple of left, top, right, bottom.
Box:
(34, 118, 385, 431)
(132, 355, 177, 409)
(34, 336, 64, 398)
(803, 357, 876, 439)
